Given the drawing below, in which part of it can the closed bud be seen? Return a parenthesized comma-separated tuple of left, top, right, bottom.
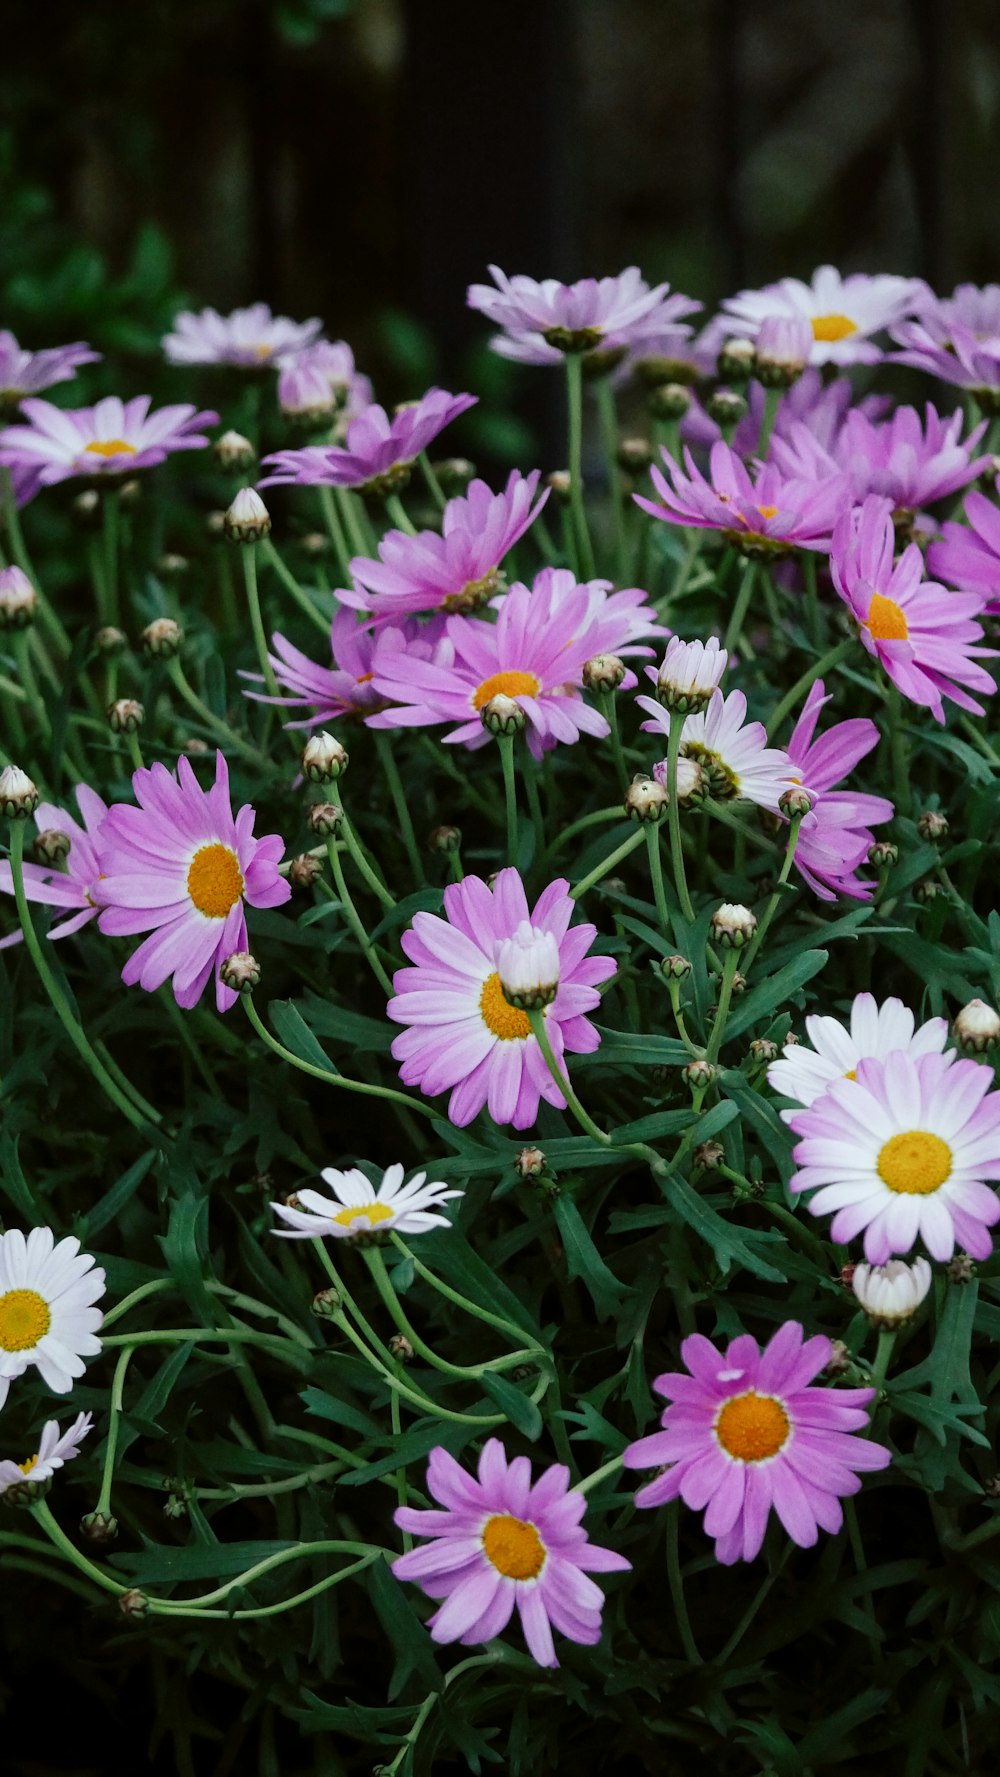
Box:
(156, 552, 189, 579)
(682, 1058, 720, 1091)
(119, 1588, 149, 1619)
(545, 470, 572, 503)
(953, 998, 1000, 1054)
(34, 828, 71, 865)
(388, 1334, 414, 1364)
(754, 316, 813, 388)
(778, 784, 814, 819)
(163, 1493, 189, 1520)
(654, 635, 727, 714)
(95, 625, 128, 656)
(288, 853, 322, 890)
(432, 458, 476, 494)
(515, 1146, 547, 1179)
(616, 436, 653, 473)
(80, 1510, 118, 1544)
(183, 737, 210, 755)
(917, 809, 949, 842)
(710, 902, 757, 948)
(692, 1141, 725, 1172)
(141, 617, 183, 658)
(224, 486, 271, 542)
(70, 488, 101, 528)
(648, 381, 692, 421)
(852, 1258, 932, 1328)
(299, 531, 330, 557)
(661, 953, 692, 980)
(824, 1340, 852, 1378)
(635, 354, 699, 389)
(214, 430, 256, 473)
(948, 1252, 976, 1284)
(307, 802, 343, 836)
(624, 774, 668, 823)
(868, 840, 898, 869)
(583, 653, 626, 694)
(914, 878, 943, 903)
(706, 387, 748, 429)
(220, 951, 261, 993)
(748, 1037, 779, 1064)
(312, 1287, 342, 1319)
(0, 566, 37, 628)
(480, 693, 526, 737)
(107, 698, 144, 735)
(302, 731, 349, 782)
(716, 336, 757, 382)
(0, 765, 39, 818)
(428, 823, 461, 854)
(119, 480, 142, 509)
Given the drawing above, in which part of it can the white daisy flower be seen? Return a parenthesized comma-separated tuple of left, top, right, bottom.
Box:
(0, 1228, 106, 1409)
(718, 266, 926, 367)
(767, 992, 950, 1120)
(271, 1164, 464, 1242)
(851, 1258, 932, 1327)
(640, 687, 795, 813)
(0, 1410, 93, 1496)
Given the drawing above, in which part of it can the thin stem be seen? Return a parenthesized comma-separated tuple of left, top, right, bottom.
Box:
(570, 825, 647, 900)
(241, 994, 444, 1123)
(565, 354, 596, 579)
(260, 539, 330, 636)
(885, 679, 911, 818)
(325, 835, 395, 995)
(600, 690, 630, 789)
(705, 947, 741, 1064)
(384, 492, 416, 536)
(644, 823, 674, 938)
(739, 815, 803, 974)
(240, 544, 280, 698)
(363, 1248, 539, 1381)
(715, 1550, 789, 1664)
(665, 1501, 702, 1665)
(666, 710, 696, 922)
(13, 630, 51, 740)
(722, 558, 756, 655)
(544, 805, 624, 863)
(152, 1540, 385, 1612)
(374, 731, 425, 884)
(497, 734, 518, 865)
(595, 378, 628, 584)
(576, 1452, 624, 1497)
(101, 489, 121, 630)
(317, 486, 355, 585)
(391, 1234, 534, 1345)
(165, 1552, 381, 1621)
(801, 550, 823, 649)
(339, 809, 395, 909)
(333, 486, 369, 559)
(868, 1328, 897, 1404)
(766, 636, 853, 741)
(526, 1008, 611, 1145)
(757, 386, 783, 457)
(30, 1500, 128, 1597)
(94, 1344, 134, 1516)
(419, 452, 447, 510)
(166, 658, 270, 766)
(390, 1384, 411, 1548)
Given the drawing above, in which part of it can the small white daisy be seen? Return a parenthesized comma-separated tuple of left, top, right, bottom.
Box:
(0, 1228, 105, 1409)
(271, 1164, 464, 1242)
(640, 687, 795, 812)
(767, 992, 950, 1119)
(718, 266, 926, 367)
(0, 1410, 93, 1496)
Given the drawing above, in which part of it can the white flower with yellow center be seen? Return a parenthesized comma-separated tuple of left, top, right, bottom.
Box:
(641, 688, 795, 813)
(0, 1229, 105, 1410)
(0, 1411, 93, 1497)
(718, 266, 925, 367)
(767, 991, 950, 1121)
(271, 1164, 463, 1242)
(789, 1051, 1000, 1263)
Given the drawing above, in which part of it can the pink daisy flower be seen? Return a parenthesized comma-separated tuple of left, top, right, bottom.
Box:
(771, 403, 989, 514)
(243, 606, 439, 728)
(829, 495, 996, 722)
(388, 867, 616, 1129)
(392, 1440, 631, 1668)
(339, 472, 549, 619)
(718, 265, 926, 367)
(259, 389, 477, 496)
(623, 1321, 891, 1564)
(519, 566, 668, 668)
(162, 303, 323, 369)
(783, 680, 893, 901)
(927, 484, 1000, 615)
(766, 990, 949, 1115)
(94, 753, 290, 1013)
(891, 286, 1000, 400)
(467, 264, 690, 360)
(789, 1051, 1000, 1262)
(367, 579, 613, 759)
(0, 395, 217, 488)
(635, 440, 847, 558)
(641, 687, 796, 813)
(0, 331, 98, 410)
(0, 783, 109, 950)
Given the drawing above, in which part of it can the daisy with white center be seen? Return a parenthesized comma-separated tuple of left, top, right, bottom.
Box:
(639, 688, 796, 813)
(851, 1258, 933, 1327)
(271, 1164, 463, 1242)
(496, 922, 561, 1011)
(767, 992, 950, 1120)
(0, 1411, 93, 1498)
(718, 265, 926, 367)
(789, 1051, 1000, 1263)
(0, 1228, 105, 1411)
(652, 635, 727, 713)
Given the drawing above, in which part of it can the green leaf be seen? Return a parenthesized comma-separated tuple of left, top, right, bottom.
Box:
(664, 1177, 787, 1282)
(553, 1195, 627, 1319)
(268, 1000, 336, 1074)
(727, 950, 829, 1038)
(366, 1555, 443, 1697)
(478, 1370, 543, 1439)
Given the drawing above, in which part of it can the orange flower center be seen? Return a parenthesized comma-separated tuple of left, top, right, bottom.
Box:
(331, 1202, 395, 1229)
(877, 1130, 951, 1196)
(866, 593, 909, 641)
(0, 1288, 50, 1352)
(472, 669, 541, 711)
(480, 971, 532, 1040)
(811, 314, 857, 342)
(756, 505, 779, 520)
(482, 1513, 546, 1579)
(186, 844, 245, 918)
(715, 1390, 790, 1462)
(84, 439, 137, 458)
(17, 1453, 39, 1477)
(355, 672, 374, 684)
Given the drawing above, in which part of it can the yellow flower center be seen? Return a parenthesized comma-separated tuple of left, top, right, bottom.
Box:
(186, 844, 245, 918)
(330, 1202, 396, 1230)
(866, 593, 909, 641)
(715, 1391, 790, 1462)
(480, 971, 533, 1040)
(0, 1288, 51, 1352)
(482, 1513, 546, 1580)
(844, 1068, 857, 1081)
(756, 504, 779, 520)
(811, 314, 857, 342)
(84, 439, 137, 458)
(254, 343, 273, 359)
(472, 669, 541, 711)
(17, 1454, 38, 1477)
(877, 1130, 952, 1196)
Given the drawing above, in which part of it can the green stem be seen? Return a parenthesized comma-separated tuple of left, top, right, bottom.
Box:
(595, 379, 628, 584)
(363, 1248, 538, 1381)
(801, 551, 823, 649)
(101, 489, 121, 630)
(715, 1549, 789, 1664)
(260, 539, 330, 636)
(644, 822, 674, 938)
(384, 492, 416, 536)
(868, 1328, 897, 1404)
(339, 809, 395, 909)
(240, 544, 280, 698)
(391, 1235, 533, 1345)
(739, 815, 802, 974)
(722, 558, 756, 655)
(13, 629, 51, 740)
(665, 1500, 702, 1664)
(333, 486, 369, 559)
(419, 452, 447, 510)
(570, 824, 647, 900)
(374, 731, 425, 884)
(544, 805, 624, 862)
(576, 1452, 625, 1497)
(95, 1344, 134, 1516)
(1, 472, 70, 657)
(325, 835, 395, 995)
(151, 1540, 385, 1612)
(100, 1327, 311, 1367)
(30, 1499, 128, 1596)
(390, 1383, 411, 1547)
(766, 637, 853, 741)
(526, 1008, 611, 1145)
(666, 710, 697, 922)
(757, 386, 783, 457)
(600, 690, 630, 789)
(565, 354, 596, 579)
(705, 947, 741, 1064)
(165, 658, 270, 766)
(163, 1551, 382, 1621)
(241, 994, 444, 1123)
(317, 486, 355, 586)
(497, 734, 519, 865)
(885, 679, 911, 819)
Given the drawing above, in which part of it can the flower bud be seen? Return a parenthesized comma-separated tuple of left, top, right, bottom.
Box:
(428, 823, 461, 854)
(95, 625, 128, 656)
(312, 1287, 342, 1319)
(624, 774, 668, 823)
(654, 635, 727, 714)
(682, 1058, 720, 1091)
(867, 840, 898, 869)
(917, 809, 949, 842)
(948, 1252, 976, 1284)
(953, 998, 1000, 1054)
(0, 765, 39, 818)
(635, 354, 699, 389)
(583, 653, 626, 694)
(163, 1493, 189, 1521)
(754, 315, 813, 388)
(748, 1037, 779, 1064)
(119, 479, 142, 509)
(118, 1588, 149, 1619)
(224, 487, 271, 543)
(660, 953, 691, 980)
(279, 363, 337, 427)
(69, 487, 102, 530)
(141, 617, 183, 659)
(716, 336, 757, 382)
(80, 1510, 119, 1544)
(302, 731, 349, 782)
(480, 693, 526, 737)
(184, 737, 210, 755)
(388, 1334, 414, 1364)
(107, 698, 144, 735)
(0, 566, 37, 629)
(778, 783, 814, 819)
(824, 1340, 852, 1378)
(299, 531, 330, 557)
(214, 430, 256, 473)
(706, 387, 748, 429)
(432, 458, 476, 494)
(692, 1141, 725, 1172)
(710, 902, 757, 948)
(205, 509, 227, 540)
(288, 852, 322, 890)
(913, 878, 943, 903)
(156, 553, 189, 579)
(652, 756, 706, 806)
(545, 470, 572, 503)
(647, 382, 692, 421)
(851, 1258, 932, 1328)
(495, 921, 560, 1011)
(34, 828, 71, 865)
(220, 951, 261, 993)
(307, 801, 344, 836)
(616, 436, 653, 473)
(515, 1146, 547, 1179)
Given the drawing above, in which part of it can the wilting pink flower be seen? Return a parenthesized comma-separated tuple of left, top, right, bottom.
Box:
(340, 472, 549, 619)
(392, 1441, 630, 1668)
(0, 784, 109, 951)
(162, 303, 323, 368)
(927, 484, 1000, 614)
(624, 1321, 890, 1563)
(771, 403, 989, 513)
(0, 331, 98, 408)
(719, 265, 926, 367)
(244, 606, 440, 727)
(0, 396, 216, 487)
(388, 867, 616, 1128)
(783, 681, 893, 900)
(467, 264, 692, 361)
(94, 753, 290, 1012)
(829, 495, 996, 722)
(891, 285, 1000, 396)
(260, 389, 477, 495)
(635, 440, 847, 556)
